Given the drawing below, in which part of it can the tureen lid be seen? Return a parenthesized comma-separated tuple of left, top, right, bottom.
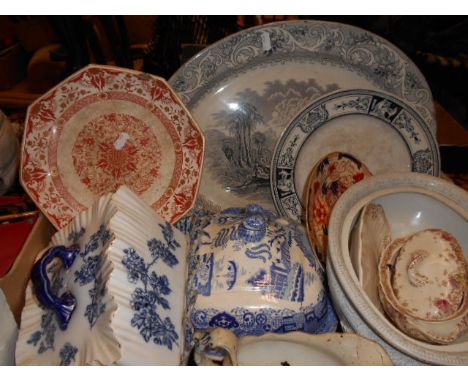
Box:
(186, 204, 338, 338)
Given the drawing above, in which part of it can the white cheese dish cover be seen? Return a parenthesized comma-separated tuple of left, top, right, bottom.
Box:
(15, 186, 188, 365)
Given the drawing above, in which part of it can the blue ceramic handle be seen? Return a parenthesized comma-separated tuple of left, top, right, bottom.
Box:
(31, 245, 80, 330)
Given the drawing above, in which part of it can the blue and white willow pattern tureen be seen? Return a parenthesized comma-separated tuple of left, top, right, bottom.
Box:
(185, 204, 338, 338)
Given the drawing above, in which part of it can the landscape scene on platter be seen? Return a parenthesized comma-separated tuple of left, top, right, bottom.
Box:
(205, 78, 339, 202)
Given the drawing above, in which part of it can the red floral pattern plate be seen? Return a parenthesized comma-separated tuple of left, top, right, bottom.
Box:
(305, 152, 372, 265)
(21, 65, 204, 229)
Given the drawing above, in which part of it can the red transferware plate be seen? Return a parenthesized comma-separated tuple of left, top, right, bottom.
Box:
(21, 65, 204, 229)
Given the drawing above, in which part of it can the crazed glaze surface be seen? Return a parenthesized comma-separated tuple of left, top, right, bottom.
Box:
(195, 328, 393, 366)
(21, 65, 204, 229)
(169, 20, 436, 213)
(327, 262, 426, 365)
(185, 204, 338, 339)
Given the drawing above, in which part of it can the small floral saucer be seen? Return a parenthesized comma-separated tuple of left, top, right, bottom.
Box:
(393, 229, 465, 320)
(378, 229, 467, 344)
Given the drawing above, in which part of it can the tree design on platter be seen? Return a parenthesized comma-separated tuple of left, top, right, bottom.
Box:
(207, 79, 338, 199)
(212, 102, 268, 195)
(214, 103, 264, 169)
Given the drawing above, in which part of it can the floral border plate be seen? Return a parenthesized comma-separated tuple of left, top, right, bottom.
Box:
(169, 20, 436, 213)
(21, 64, 204, 229)
(271, 89, 440, 221)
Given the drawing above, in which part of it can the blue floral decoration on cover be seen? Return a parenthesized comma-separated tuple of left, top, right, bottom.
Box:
(122, 222, 182, 351)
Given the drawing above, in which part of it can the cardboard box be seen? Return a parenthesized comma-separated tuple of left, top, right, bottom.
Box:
(0, 214, 55, 324)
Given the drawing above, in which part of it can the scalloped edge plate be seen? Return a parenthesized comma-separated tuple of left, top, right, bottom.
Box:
(21, 64, 204, 229)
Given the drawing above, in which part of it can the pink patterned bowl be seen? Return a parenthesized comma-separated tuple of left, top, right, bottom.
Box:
(378, 229, 467, 345)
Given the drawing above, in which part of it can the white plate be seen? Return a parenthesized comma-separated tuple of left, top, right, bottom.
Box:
(349, 203, 391, 310)
(271, 89, 440, 221)
(169, 20, 436, 212)
(196, 328, 392, 366)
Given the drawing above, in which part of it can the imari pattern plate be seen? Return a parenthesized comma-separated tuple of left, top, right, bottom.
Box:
(21, 65, 204, 229)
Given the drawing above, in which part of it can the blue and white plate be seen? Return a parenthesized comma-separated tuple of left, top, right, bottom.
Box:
(270, 89, 440, 221)
(169, 20, 436, 213)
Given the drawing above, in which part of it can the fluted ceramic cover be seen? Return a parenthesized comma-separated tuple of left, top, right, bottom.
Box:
(16, 186, 188, 365)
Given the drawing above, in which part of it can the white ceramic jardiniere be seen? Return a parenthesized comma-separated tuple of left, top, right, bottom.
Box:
(327, 172, 468, 365)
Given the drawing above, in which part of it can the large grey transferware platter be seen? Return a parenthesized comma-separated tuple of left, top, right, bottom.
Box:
(169, 20, 436, 212)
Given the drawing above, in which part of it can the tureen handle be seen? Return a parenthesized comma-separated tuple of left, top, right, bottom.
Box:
(197, 328, 240, 366)
(31, 245, 80, 330)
